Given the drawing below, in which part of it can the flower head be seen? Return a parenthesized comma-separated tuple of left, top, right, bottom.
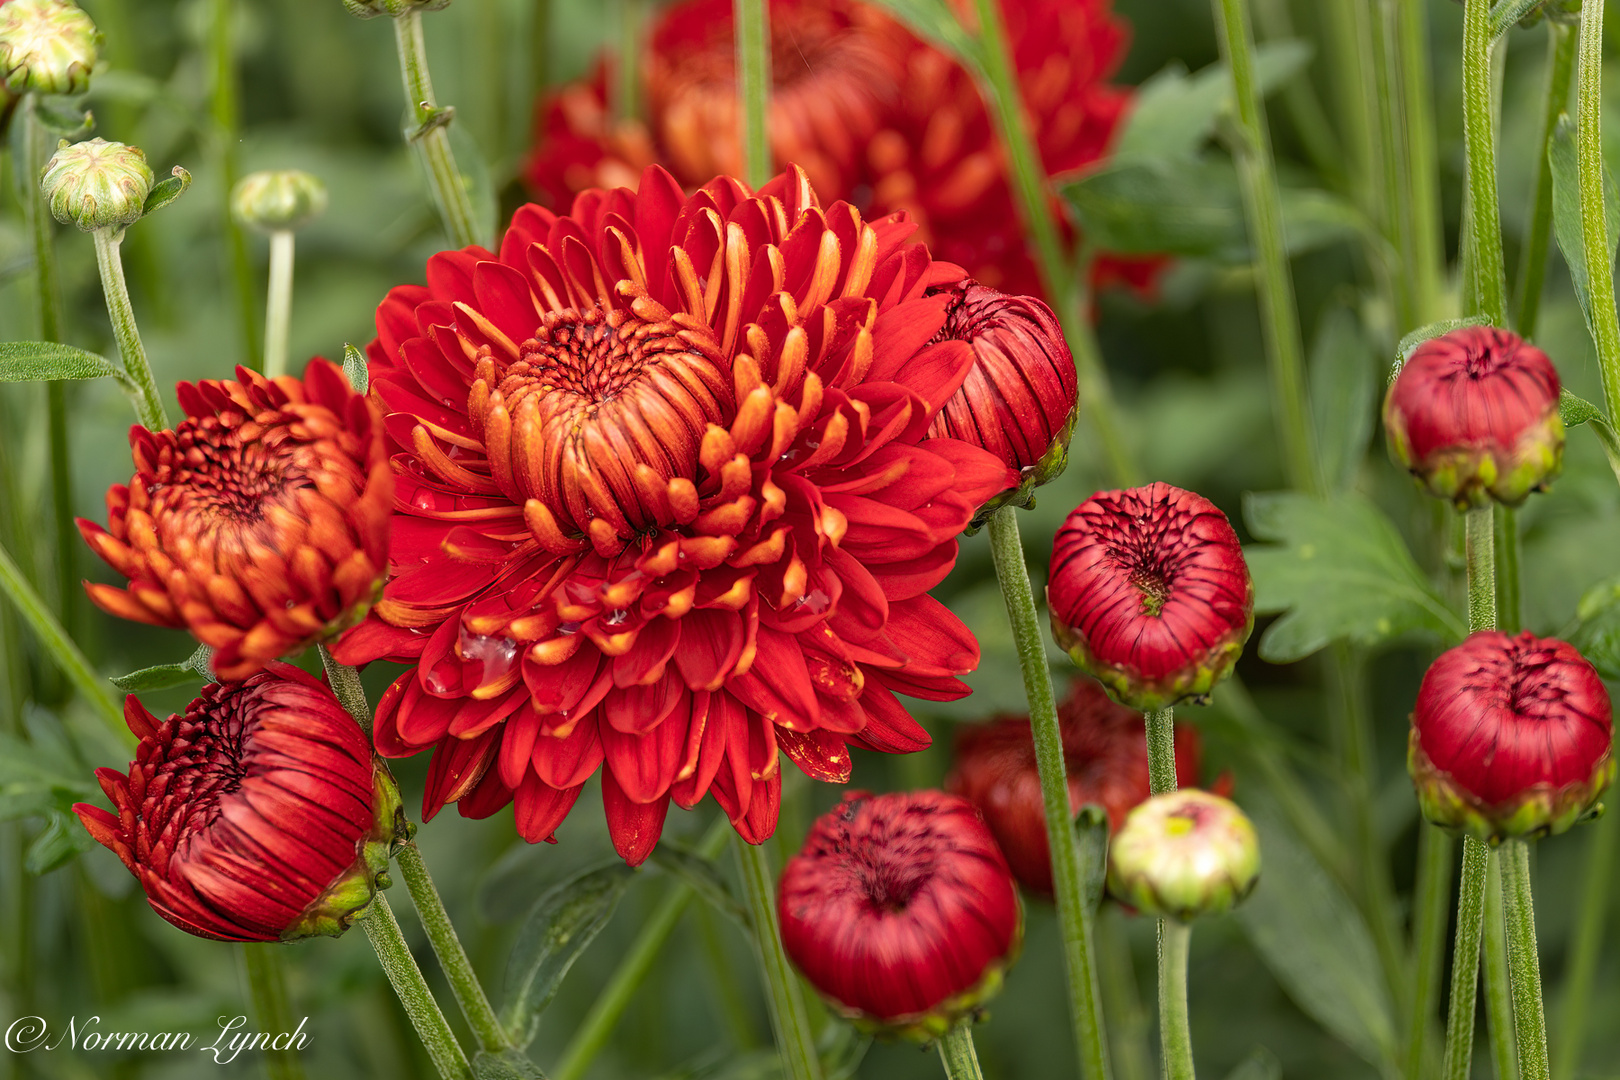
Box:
(1383, 325, 1563, 509)
(232, 169, 329, 233)
(0, 0, 97, 97)
(73, 665, 405, 942)
(78, 358, 392, 679)
(947, 677, 1202, 894)
(1048, 483, 1253, 711)
(777, 789, 1021, 1037)
(41, 138, 151, 232)
(335, 165, 1014, 864)
(1106, 789, 1259, 922)
(925, 281, 1075, 523)
(341, 0, 450, 17)
(1409, 631, 1614, 842)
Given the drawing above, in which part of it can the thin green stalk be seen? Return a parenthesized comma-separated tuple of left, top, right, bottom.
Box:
(936, 1023, 985, 1080)
(1516, 23, 1577, 337)
(1211, 0, 1323, 495)
(1097, 906, 1152, 1080)
(1404, 825, 1455, 1080)
(987, 506, 1111, 1080)
(734, 836, 822, 1080)
(211, 0, 261, 370)
(1369, 0, 1419, 331)
(1463, 0, 1508, 325)
(1466, 507, 1498, 632)
(1553, 808, 1618, 1080)
(554, 818, 732, 1080)
(361, 895, 474, 1080)
(395, 843, 509, 1054)
(695, 900, 759, 1049)
(1496, 506, 1521, 632)
(91, 229, 169, 431)
(612, 0, 643, 123)
(1500, 841, 1550, 1080)
(320, 645, 373, 737)
(0, 537, 126, 741)
(1442, 838, 1491, 1080)
(1145, 708, 1177, 796)
(1578, 1, 1620, 419)
(1484, 852, 1519, 1080)
(264, 231, 296, 380)
(1397, 0, 1445, 323)
(394, 11, 483, 249)
(1251, 0, 1345, 187)
(1158, 921, 1195, 1080)
(1324, 0, 1377, 209)
(733, 0, 770, 188)
(242, 944, 308, 1080)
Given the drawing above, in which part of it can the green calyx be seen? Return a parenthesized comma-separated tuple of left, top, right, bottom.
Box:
(40, 137, 152, 232)
(1390, 406, 1565, 510)
(1051, 602, 1254, 713)
(281, 760, 408, 941)
(965, 405, 1077, 533)
(340, 0, 452, 18)
(1408, 729, 1615, 844)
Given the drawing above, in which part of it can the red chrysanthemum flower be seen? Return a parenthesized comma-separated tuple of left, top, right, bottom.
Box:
(1409, 631, 1614, 842)
(73, 665, 405, 942)
(946, 677, 1202, 894)
(77, 359, 392, 679)
(1383, 325, 1563, 509)
(522, 0, 1158, 303)
(1048, 483, 1254, 711)
(777, 789, 1022, 1038)
(334, 164, 1016, 865)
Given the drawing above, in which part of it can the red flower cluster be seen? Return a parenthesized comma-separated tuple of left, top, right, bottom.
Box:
(524, 0, 1153, 303)
(335, 165, 1016, 863)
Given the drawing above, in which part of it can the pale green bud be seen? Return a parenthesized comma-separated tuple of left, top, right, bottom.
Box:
(340, 0, 452, 18)
(1107, 790, 1260, 922)
(41, 138, 153, 232)
(231, 170, 329, 233)
(0, 0, 98, 96)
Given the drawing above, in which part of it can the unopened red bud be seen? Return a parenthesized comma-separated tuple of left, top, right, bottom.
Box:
(1107, 790, 1260, 922)
(1410, 631, 1614, 842)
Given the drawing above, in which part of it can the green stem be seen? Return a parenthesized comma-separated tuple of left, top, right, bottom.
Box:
(1324, 0, 1376, 209)
(361, 895, 474, 1080)
(1577, 1, 1620, 420)
(1463, 0, 1508, 325)
(1466, 507, 1497, 632)
(1495, 506, 1521, 632)
(319, 645, 373, 738)
(612, 0, 643, 123)
(91, 228, 169, 431)
(1404, 825, 1455, 1080)
(734, 835, 822, 1080)
(733, 0, 770, 189)
(1553, 808, 1618, 1080)
(936, 1023, 985, 1080)
(264, 231, 296, 380)
(1397, 0, 1445, 324)
(395, 843, 509, 1054)
(394, 11, 483, 249)
(1483, 851, 1520, 1080)
(242, 944, 308, 1080)
(1250, 0, 1345, 187)
(211, 0, 261, 370)
(1516, 23, 1577, 338)
(986, 506, 1111, 1080)
(1500, 841, 1550, 1080)
(0, 537, 126, 741)
(1144, 708, 1177, 796)
(1442, 838, 1491, 1080)
(696, 900, 760, 1049)
(554, 818, 732, 1080)
(1211, 0, 1322, 495)
(1369, 0, 1419, 331)
(1158, 920, 1195, 1080)
(1097, 905, 1152, 1080)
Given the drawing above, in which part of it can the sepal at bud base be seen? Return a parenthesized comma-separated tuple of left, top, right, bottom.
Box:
(1106, 790, 1260, 922)
(282, 760, 408, 940)
(0, 0, 98, 97)
(41, 137, 152, 232)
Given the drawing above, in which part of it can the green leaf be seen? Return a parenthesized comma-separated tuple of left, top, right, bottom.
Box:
(500, 861, 634, 1047)
(1222, 1046, 1282, 1080)
(471, 1049, 548, 1079)
(1113, 43, 1313, 161)
(650, 844, 751, 931)
(33, 98, 94, 138)
(863, 0, 985, 74)
(109, 644, 213, 693)
(1558, 389, 1620, 484)
(0, 342, 132, 386)
(1308, 307, 1377, 491)
(1491, 0, 1547, 38)
(1567, 574, 1620, 680)
(343, 343, 370, 394)
(1244, 491, 1466, 662)
(27, 811, 95, 874)
(141, 166, 192, 218)
(1550, 114, 1620, 358)
(1391, 316, 1492, 382)
(1073, 803, 1109, 913)
(1237, 799, 1398, 1071)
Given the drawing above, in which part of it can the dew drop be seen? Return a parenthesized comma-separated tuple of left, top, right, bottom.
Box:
(457, 625, 521, 689)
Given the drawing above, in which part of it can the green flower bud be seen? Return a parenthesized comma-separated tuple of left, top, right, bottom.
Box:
(340, 0, 451, 18)
(1107, 790, 1260, 922)
(231, 170, 329, 233)
(41, 138, 153, 232)
(0, 0, 98, 96)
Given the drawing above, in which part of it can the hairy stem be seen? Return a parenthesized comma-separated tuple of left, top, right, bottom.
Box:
(1404, 825, 1455, 1080)
(1145, 708, 1177, 797)
(1483, 851, 1520, 1080)
(1465, 507, 1497, 632)
(91, 229, 169, 431)
(1501, 841, 1550, 1080)
(394, 11, 482, 249)
(1577, 1, 1620, 419)
(362, 895, 474, 1080)
(734, 836, 822, 1080)
(241, 944, 308, 1080)
(1463, 0, 1508, 325)
(1158, 920, 1195, 1080)
(936, 1023, 986, 1080)
(1442, 838, 1490, 1080)
(1517, 23, 1577, 338)
(264, 231, 296, 380)
(319, 646, 374, 738)
(396, 843, 509, 1053)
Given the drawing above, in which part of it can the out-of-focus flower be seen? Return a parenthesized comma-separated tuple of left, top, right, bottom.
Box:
(334, 164, 1015, 865)
(0, 0, 97, 97)
(1383, 325, 1563, 509)
(947, 677, 1202, 894)
(1048, 483, 1253, 712)
(523, 0, 1155, 303)
(73, 665, 405, 942)
(41, 138, 150, 232)
(1106, 789, 1259, 921)
(1409, 631, 1614, 842)
(341, 0, 450, 18)
(926, 281, 1075, 523)
(232, 170, 329, 233)
(78, 359, 392, 679)
(778, 789, 1021, 1038)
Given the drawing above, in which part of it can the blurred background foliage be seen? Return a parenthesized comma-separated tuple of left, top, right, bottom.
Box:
(5, 0, 1620, 1077)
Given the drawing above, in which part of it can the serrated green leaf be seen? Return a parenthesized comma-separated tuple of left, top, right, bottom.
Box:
(1073, 803, 1109, 913)
(141, 166, 192, 217)
(650, 845, 751, 931)
(1550, 114, 1620, 358)
(1309, 307, 1377, 491)
(472, 1049, 548, 1079)
(343, 343, 370, 393)
(1113, 42, 1313, 162)
(0, 342, 133, 386)
(1390, 316, 1492, 382)
(1244, 492, 1466, 662)
(1237, 799, 1398, 1071)
(500, 861, 634, 1047)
